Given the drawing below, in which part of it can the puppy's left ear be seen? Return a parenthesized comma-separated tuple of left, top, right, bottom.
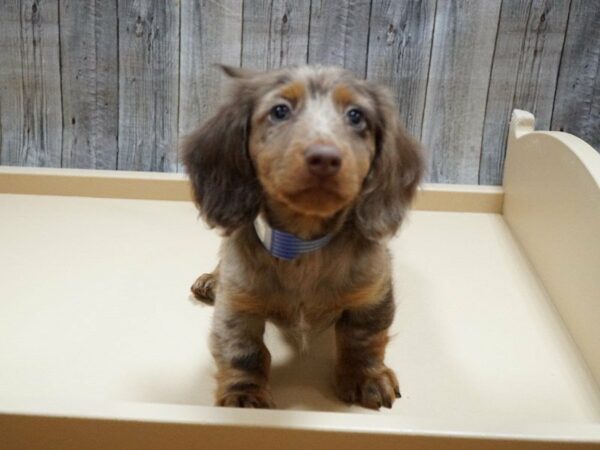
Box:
(354, 85, 424, 240)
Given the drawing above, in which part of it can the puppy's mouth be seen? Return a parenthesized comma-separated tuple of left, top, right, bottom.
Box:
(280, 182, 353, 217)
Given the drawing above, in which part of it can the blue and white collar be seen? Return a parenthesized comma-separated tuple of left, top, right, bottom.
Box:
(253, 214, 333, 261)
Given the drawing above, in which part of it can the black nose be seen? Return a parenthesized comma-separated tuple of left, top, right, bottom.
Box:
(305, 145, 342, 177)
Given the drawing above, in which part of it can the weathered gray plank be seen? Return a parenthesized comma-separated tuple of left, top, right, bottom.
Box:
(242, 0, 310, 71)
(0, 0, 62, 167)
(366, 0, 436, 139)
(1, 0, 598, 184)
(421, 0, 502, 184)
(480, 0, 570, 185)
(178, 0, 242, 171)
(59, 0, 119, 170)
(552, 0, 600, 153)
(308, 0, 371, 77)
(118, 0, 179, 172)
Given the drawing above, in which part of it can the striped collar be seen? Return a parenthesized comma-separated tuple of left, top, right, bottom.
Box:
(253, 214, 333, 261)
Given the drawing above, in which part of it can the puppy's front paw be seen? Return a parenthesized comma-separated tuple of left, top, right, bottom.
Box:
(217, 388, 275, 409)
(191, 273, 217, 305)
(335, 365, 400, 410)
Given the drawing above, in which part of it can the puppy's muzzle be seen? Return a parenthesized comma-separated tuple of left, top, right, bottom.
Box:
(304, 144, 342, 178)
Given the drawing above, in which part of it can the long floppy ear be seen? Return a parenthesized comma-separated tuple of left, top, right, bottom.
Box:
(354, 85, 424, 240)
(217, 64, 259, 80)
(182, 78, 262, 234)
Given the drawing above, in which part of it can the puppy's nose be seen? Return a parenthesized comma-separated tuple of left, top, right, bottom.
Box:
(305, 145, 342, 177)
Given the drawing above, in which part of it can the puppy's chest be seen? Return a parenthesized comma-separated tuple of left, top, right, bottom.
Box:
(262, 265, 348, 330)
(282, 307, 335, 352)
(233, 240, 385, 330)
(265, 282, 337, 322)
(270, 250, 351, 292)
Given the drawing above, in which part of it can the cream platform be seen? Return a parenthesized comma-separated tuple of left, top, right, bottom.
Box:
(1, 111, 599, 449)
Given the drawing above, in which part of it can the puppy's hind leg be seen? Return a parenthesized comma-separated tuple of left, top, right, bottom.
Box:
(191, 265, 219, 305)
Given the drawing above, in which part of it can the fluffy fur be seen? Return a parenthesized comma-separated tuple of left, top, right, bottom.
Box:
(183, 65, 423, 410)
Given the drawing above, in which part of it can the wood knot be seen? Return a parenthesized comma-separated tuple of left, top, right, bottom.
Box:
(281, 13, 290, 34)
(386, 24, 396, 45)
(135, 16, 144, 37)
(29, 1, 41, 24)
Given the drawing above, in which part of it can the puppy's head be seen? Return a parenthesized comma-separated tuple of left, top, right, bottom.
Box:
(183, 66, 422, 239)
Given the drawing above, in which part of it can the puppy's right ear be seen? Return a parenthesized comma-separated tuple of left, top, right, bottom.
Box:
(182, 84, 261, 234)
(218, 64, 258, 80)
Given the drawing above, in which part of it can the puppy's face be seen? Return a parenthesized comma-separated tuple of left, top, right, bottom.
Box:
(183, 65, 423, 240)
(248, 68, 377, 217)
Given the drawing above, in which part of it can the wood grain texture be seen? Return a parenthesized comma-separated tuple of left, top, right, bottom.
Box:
(308, 0, 371, 77)
(0, 0, 62, 167)
(178, 0, 242, 171)
(480, 0, 570, 185)
(118, 0, 179, 172)
(1, 0, 598, 185)
(421, 0, 502, 184)
(366, 0, 436, 139)
(552, 0, 600, 153)
(59, 0, 119, 170)
(242, 0, 310, 71)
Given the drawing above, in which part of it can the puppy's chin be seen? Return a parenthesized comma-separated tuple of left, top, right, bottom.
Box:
(279, 187, 354, 218)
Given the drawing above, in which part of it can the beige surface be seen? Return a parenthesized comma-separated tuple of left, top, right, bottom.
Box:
(1, 109, 600, 447)
(3, 413, 600, 450)
(0, 166, 504, 213)
(414, 183, 504, 213)
(0, 193, 599, 447)
(504, 110, 600, 387)
(0, 166, 192, 201)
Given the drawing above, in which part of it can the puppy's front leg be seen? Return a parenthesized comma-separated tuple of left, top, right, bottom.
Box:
(335, 288, 400, 410)
(211, 301, 274, 408)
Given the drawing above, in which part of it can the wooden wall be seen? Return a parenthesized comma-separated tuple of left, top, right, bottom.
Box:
(0, 0, 598, 185)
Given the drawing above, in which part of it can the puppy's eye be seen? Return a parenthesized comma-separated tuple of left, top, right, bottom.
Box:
(270, 104, 291, 122)
(346, 108, 365, 128)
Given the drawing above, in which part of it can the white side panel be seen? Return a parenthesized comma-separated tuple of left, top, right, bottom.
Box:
(503, 109, 600, 386)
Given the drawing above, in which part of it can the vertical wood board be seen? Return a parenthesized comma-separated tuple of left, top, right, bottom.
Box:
(242, 0, 310, 71)
(178, 0, 243, 171)
(421, 0, 502, 184)
(552, 0, 600, 153)
(480, 0, 570, 185)
(118, 0, 180, 172)
(308, 0, 371, 77)
(0, 0, 62, 167)
(60, 0, 119, 170)
(366, 0, 436, 139)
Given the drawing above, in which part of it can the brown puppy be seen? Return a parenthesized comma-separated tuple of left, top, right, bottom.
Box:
(183, 65, 423, 410)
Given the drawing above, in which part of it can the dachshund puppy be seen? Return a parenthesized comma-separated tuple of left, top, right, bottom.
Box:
(183, 65, 423, 410)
